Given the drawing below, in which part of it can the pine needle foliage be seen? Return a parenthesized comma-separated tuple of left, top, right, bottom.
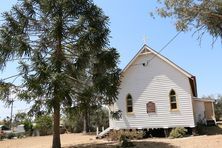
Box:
(0, 0, 120, 147)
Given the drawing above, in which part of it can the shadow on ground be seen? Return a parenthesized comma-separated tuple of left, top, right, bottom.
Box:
(206, 126, 222, 135)
(198, 124, 222, 135)
(63, 141, 177, 148)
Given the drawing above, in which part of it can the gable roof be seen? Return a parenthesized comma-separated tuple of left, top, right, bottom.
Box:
(193, 97, 215, 102)
(122, 44, 198, 97)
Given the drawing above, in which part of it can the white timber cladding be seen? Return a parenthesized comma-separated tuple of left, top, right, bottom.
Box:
(193, 100, 205, 124)
(110, 48, 195, 129)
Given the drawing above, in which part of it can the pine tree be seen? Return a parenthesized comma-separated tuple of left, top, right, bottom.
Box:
(0, 0, 120, 147)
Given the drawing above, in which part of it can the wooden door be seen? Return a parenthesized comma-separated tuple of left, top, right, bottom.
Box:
(204, 102, 213, 120)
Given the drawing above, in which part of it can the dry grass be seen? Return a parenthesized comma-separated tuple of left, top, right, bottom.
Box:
(1, 126, 222, 148)
(0, 134, 222, 148)
(0, 133, 107, 148)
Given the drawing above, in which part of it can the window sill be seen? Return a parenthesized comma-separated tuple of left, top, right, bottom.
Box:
(126, 112, 135, 115)
(170, 109, 180, 112)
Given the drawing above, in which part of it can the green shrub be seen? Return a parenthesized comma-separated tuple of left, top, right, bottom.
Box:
(6, 132, 16, 139)
(120, 135, 135, 147)
(22, 120, 33, 133)
(107, 130, 143, 141)
(0, 132, 6, 141)
(35, 115, 52, 136)
(214, 96, 222, 121)
(169, 127, 187, 138)
(15, 133, 25, 139)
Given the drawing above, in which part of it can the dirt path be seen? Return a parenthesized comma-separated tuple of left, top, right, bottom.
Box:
(1, 134, 222, 148)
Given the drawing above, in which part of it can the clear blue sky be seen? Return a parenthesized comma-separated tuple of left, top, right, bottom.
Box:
(1, 0, 222, 119)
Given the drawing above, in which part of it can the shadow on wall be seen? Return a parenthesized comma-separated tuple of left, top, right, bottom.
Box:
(63, 141, 177, 148)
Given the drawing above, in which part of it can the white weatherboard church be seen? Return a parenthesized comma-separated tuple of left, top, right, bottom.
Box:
(99, 45, 215, 137)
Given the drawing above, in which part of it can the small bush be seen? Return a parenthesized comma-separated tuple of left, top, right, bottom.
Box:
(0, 132, 6, 141)
(35, 115, 52, 136)
(169, 127, 187, 138)
(15, 133, 25, 139)
(107, 130, 143, 141)
(22, 120, 33, 134)
(120, 135, 135, 147)
(6, 132, 16, 139)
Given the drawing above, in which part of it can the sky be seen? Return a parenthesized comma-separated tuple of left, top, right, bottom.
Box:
(0, 0, 222, 119)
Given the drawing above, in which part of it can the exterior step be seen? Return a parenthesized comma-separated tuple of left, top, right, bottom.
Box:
(207, 120, 216, 126)
(96, 127, 111, 139)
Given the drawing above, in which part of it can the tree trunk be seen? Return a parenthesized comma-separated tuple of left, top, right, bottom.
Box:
(88, 111, 90, 132)
(83, 115, 87, 134)
(52, 101, 61, 148)
(10, 99, 13, 129)
(83, 110, 88, 134)
(52, 7, 63, 148)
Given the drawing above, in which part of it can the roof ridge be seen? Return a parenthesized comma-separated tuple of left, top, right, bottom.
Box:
(122, 44, 193, 77)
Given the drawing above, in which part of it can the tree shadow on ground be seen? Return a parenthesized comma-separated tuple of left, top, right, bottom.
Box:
(202, 126, 222, 135)
(198, 124, 222, 135)
(63, 141, 177, 148)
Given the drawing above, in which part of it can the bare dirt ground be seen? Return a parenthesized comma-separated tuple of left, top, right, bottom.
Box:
(1, 133, 222, 148)
(0, 133, 107, 148)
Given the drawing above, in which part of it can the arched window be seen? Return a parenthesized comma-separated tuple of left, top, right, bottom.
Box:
(126, 94, 133, 113)
(169, 90, 178, 110)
